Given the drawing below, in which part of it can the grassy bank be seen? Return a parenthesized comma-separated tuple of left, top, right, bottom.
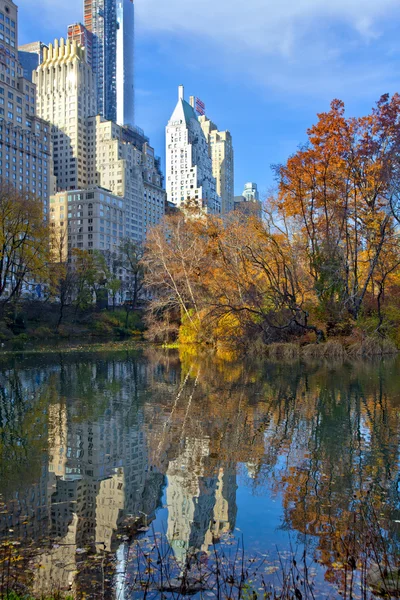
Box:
(263, 336, 398, 360)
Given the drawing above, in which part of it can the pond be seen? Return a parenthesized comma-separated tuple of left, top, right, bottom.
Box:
(0, 346, 399, 598)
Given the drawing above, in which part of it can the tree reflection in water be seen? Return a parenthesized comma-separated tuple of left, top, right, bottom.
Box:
(0, 348, 398, 598)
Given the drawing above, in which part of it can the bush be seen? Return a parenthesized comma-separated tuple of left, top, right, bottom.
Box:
(11, 333, 29, 350)
(31, 326, 54, 339)
(90, 319, 114, 336)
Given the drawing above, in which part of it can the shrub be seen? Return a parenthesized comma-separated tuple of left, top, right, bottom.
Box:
(11, 333, 29, 350)
(31, 326, 54, 339)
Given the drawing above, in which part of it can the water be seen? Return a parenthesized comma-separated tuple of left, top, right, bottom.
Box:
(0, 347, 399, 598)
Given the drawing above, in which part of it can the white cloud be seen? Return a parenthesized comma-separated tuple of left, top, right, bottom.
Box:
(136, 0, 398, 57)
(134, 0, 400, 100)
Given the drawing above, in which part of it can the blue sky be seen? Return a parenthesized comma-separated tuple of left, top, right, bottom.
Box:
(19, 0, 400, 196)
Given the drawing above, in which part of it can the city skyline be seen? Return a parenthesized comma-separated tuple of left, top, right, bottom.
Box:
(18, 0, 400, 197)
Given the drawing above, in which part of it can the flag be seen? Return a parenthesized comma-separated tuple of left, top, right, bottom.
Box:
(195, 98, 206, 116)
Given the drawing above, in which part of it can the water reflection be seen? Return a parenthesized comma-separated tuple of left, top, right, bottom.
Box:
(0, 350, 399, 597)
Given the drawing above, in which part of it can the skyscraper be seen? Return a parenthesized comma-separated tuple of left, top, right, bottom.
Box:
(166, 85, 220, 214)
(198, 114, 234, 214)
(116, 0, 134, 126)
(84, 0, 110, 120)
(33, 38, 97, 191)
(84, 0, 134, 126)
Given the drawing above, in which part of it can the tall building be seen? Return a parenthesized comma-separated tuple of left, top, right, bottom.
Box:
(33, 39, 97, 191)
(50, 187, 127, 259)
(0, 0, 52, 215)
(116, 0, 134, 126)
(84, 0, 134, 126)
(18, 41, 47, 81)
(198, 114, 234, 214)
(67, 23, 93, 67)
(166, 85, 220, 214)
(35, 37, 163, 250)
(88, 116, 165, 242)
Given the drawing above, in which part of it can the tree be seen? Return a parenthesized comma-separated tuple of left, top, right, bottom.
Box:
(71, 249, 107, 314)
(0, 183, 50, 311)
(144, 215, 209, 342)
(275, 94, 400, 325)
(96, 250, 122, 310)
(49, 225, 77, 328)
(120, 239, 144, 327)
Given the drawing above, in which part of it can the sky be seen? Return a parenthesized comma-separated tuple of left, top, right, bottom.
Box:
(19, 0, 400, 197)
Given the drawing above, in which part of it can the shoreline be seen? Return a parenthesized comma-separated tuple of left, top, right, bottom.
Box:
(0, 336, 398, 360)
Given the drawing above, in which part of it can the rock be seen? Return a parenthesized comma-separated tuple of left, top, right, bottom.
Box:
(367, 563, 400, 596)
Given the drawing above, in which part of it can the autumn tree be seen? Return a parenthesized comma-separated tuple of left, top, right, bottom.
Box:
(144, 214, 210, 342)
(0, 183, 50, 311)
(275, 94, 400, 329)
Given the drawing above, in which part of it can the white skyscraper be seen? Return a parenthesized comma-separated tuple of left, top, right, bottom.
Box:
(166, 85, 220, 214)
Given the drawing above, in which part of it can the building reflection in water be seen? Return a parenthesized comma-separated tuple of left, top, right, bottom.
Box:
(0, 353, 238, 596)
(166, 437, 237, 566)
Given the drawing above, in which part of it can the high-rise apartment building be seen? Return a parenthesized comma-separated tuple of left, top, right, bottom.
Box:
(18, 41, 47, 81)
(84, 0, 134, 126)
(198, 114, 234, 214)
(166, 85, 220, 214)
(33, 39, 97, 191)
(67, 23, 93, 67)
(35, 37, 164, 250)
(50, 187, 126, 259)
(0, 0, 52, 215)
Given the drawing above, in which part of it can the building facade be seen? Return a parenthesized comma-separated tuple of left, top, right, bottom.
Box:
(198, 114, 234, 214)
(166, 85, 220, 214)
(33, 39, 97, 191)
(0, 0, 52, 215)
(83, 0, 134, 126)
(49, 187, 126, 259)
